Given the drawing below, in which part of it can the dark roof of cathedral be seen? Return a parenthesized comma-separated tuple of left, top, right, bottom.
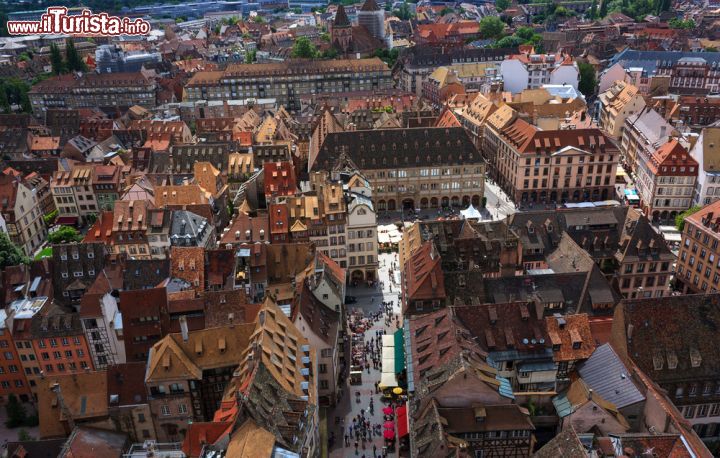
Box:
(334, 5, 351, 27)
(360, 0, 381, 11)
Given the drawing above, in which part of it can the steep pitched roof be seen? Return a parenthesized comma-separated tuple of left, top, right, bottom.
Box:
(360, 0, 380, 11)
(333, 4, 351, 27)
(146, 324, 255, 382)
(613, 293, 720, 384)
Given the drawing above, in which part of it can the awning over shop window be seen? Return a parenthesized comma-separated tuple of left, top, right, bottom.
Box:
(379, 372, 398, 389)
(394, 329, 405, 374)
(396, 405, 409, 438)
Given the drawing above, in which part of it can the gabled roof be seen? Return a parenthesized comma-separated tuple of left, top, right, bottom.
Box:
(333, 4, 351, 27)
(613, 293, 720, 384)
(360, 0, 380, 11)
(146, 324, 255, 382)
(225, 419, 275, 457)
(403, 240, 445, 304)
(533, 427, 587, 457)
(182, 421, 232, 457)
(578, 343, 645, 409)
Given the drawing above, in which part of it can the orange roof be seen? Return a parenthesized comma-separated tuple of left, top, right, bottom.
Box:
(545, 313, 596, 362)
(403, 240, 445, 301)
(234, 130, 253, 146)
(83, 211, 114, 244)
(182, 421, 232, 457)
(30, 136, 61, 151)
(647, 139, 697, 175)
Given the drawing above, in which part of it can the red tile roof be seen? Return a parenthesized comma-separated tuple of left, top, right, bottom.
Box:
(403, 241, 445, 303)
(182, 421, 232, 458)
(269, 203, 289, 235)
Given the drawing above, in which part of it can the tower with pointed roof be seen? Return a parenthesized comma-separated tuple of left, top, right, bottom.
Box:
(331, 5, 353, 55)
(357, 0, 385, 40)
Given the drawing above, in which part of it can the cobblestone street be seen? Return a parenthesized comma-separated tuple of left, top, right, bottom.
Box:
(329, 252, 402, 458)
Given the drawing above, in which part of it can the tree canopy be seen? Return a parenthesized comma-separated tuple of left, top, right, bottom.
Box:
(50, 43, 64, 75)
(393, 2, 412, 20)
(578, 62, 597, 98)
(0, 232, 28, 268)
(0, 78, 31, 113)
(291, 37, 319, 58)
(496, 0, 511, 12)
(479, 16, 505, 39)
(676, 206, 702, 231)
(668, 18, 695, 29)
(47, 226, 83, 244)
(65, 39, 87, 72)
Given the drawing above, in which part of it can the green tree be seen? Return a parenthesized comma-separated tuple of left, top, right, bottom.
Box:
(5, 394, 27, 428)
(373, 48, 400, 67)
(496, 0, 511, 12)
(0, 232, 28, 268)
(479, 16, 505, 39)
(578, 62, 597, 98)
(43, 209, 58, 226)
(440, 7, 453, 15)
(676, 205, 702, 231)
(598, 0, 608, 17)
(393, 1, 412, 20)
(0, 78, 31, 113)
(655, 0, 671, 14)
(245, 50, 256, 63)
(50, 43, 64, 75)
(17, 429, 35, 441)
(252, 15, 265, 23)
(291, 36, 318, 58)
(65, 39, 87, 72)
(668, 18, 695, 29)
(48, 226, 83, 244)
(588, 0, 597, 18)
(495, 35, 524, 48)
(322, 47, 339, 58)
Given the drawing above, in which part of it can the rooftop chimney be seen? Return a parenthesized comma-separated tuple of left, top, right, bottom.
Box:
(179, 315, 189, 342)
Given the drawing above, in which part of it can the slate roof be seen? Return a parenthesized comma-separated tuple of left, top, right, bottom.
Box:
(293, 281, 340, 345)
(169, 210, 210, 247)
(577, 343, 645, 409)
(610, 49, 720, 75)
(313, 127, 483, 171)
(122, 258, 169, 291)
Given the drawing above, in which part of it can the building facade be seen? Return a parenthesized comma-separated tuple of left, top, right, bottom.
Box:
(676, 200, 720, 294)
(312, 128, 486, 211)
(500, 52, 579, 94)
(634, 139, 697, 222)
(598, 81, 645, 140)
(0, 175, 47, 256)
(185, 58, 392, 110)
(29, 72, 156, 116)
(484, 108, 619, 205)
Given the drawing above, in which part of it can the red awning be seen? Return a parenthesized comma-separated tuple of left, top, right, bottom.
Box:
(396, 405, 409, 438)
(55, 216, 78, 226)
